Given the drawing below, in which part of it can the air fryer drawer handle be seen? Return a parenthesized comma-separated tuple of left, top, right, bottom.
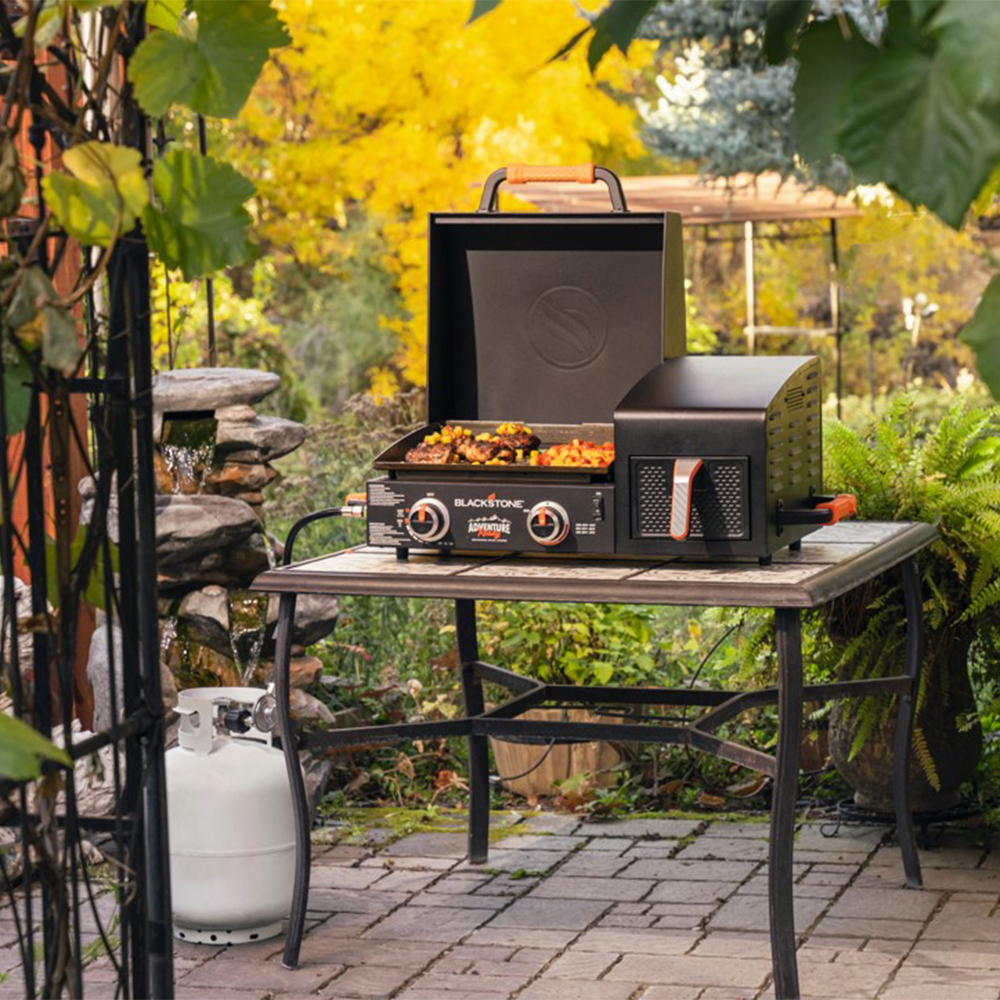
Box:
(669, 458, 704, 541)
(477, 165, 628, 213)
(776, 493, 857, 527)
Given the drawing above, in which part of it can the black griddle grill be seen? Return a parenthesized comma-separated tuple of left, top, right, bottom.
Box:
(365, 165, 847, 564)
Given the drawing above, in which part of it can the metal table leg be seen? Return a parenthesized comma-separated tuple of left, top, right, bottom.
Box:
(276, 592, 311, 970)
(895, 558, 924, 888)
(457, 599, 490, 864)
(770, 608, 803, 999)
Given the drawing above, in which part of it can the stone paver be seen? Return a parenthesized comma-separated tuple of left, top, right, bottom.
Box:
(624, 858, 757, 882)
(607, 953, 772, 988)
(578, 818, 701, 839)
(826, 886, 940, 922)
(708, 892, 828, 932)
(23, 815, 1000, 1000)
(487, 897, 611, 930)
(529, 875, 655, 902)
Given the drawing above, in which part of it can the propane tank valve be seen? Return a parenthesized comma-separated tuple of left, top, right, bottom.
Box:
(253, 691, 279, 733)
(223, 707, 253, 734)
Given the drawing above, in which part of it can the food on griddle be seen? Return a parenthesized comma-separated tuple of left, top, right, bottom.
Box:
(439, 424, 472, 443)
(533, 440, 614, 467)
(405, 422, 588, 466)
(495, 422, 540, 453)
(457, 435, 500, 463)
(405, 440, 456, 464)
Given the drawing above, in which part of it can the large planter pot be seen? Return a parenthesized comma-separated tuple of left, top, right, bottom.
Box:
(489, 707, 623, 799)
(829, 628, 981, 814)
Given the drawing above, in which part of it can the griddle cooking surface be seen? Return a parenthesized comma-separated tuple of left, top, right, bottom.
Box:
(374, 421, 614, 478)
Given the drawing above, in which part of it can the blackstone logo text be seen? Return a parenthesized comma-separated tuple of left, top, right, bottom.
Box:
(454, 497, 525, 509)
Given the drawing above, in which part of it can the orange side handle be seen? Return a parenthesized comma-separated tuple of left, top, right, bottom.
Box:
(345, 492, 367, 506)
(506, 163, 595, 185)
(815, 494, 857, 525)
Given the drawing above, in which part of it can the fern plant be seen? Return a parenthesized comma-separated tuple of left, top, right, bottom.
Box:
(823, 394, 1000, 789)
(726, 393, 1000, 794)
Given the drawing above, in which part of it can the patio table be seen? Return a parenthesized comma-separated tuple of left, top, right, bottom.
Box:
(251, 519, 936, 998)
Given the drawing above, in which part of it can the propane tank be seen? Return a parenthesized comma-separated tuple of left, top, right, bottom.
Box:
(166, 686, 295, 945)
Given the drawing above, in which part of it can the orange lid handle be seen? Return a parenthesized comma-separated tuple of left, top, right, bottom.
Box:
(506, 164, 595, 185)
(815, 494, 857, 525)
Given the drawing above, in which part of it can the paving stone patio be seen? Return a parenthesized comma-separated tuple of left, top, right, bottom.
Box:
(5, 813, 1000, 998)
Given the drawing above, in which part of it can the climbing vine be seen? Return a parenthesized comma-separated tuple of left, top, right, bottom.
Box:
(0, 0, 288, 437)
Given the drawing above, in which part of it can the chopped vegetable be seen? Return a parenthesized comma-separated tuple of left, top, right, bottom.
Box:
(536, 441, 614, 468)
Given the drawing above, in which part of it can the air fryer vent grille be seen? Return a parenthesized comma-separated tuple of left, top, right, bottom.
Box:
(768, 360, 822, 498)
(632, 458, 749, 540)
(784, 386, 805, 410)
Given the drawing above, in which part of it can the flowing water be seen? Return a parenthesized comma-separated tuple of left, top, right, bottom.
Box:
(228, 590, 270, 684)
(159, 411, 217, 494)
(162, 442, 214, 494)
(160, 616, 179, 663)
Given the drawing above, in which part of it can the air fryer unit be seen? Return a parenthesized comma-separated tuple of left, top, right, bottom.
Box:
(614, 355, 823, 559)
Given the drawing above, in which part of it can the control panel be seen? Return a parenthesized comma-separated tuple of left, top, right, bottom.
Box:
(366, 479, 614, 554)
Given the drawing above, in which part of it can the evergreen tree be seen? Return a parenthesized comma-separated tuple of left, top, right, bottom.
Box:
(636, 0, 881, 188)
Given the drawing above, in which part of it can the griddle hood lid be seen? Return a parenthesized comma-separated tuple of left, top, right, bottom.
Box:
(425, 210, 682, 426)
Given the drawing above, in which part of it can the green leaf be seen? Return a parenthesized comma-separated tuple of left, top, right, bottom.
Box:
(18, 2, 63, 48)
(45, 525, 120, 611)
(41, 141, 148, 247)
(593, 661, 614, 685)
(763, 0, 813, 65)
(792, 17, 877, 164)
(0, 135, 26, 218)
(929, 0, 1000, 106)
(4, 266, 82, 373)
(586, 0, 657, 72)
(128, 0, 289, 119)
(468, 0, 501, 24)
(42, 302, 81, 373)
(3, 359, 32, 438)
(961, 274, 1000, 398)
(909, 0, 945, 28)
(0, 712, 71, 781)
(144, 149, 256, 280)
(146, 0, 187, 33)
(836, 38, 1000, 228)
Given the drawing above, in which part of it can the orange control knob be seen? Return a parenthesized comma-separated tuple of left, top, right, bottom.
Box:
(406, 497, 450, 543)
(527, 501, 570, 547)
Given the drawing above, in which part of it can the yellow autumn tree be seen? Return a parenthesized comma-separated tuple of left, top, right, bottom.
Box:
(235, 0, 652, 392)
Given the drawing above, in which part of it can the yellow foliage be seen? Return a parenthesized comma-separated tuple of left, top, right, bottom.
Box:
(236, 0, 652, 385)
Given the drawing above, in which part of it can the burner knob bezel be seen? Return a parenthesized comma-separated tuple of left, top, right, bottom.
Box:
(527, 501, 571, 547)
(405, 497, 450, 543)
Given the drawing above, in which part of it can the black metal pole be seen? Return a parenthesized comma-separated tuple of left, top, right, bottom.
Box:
(276, 592, 309, 970)
(24, 389, 56, 985)
(830, 218, 842, 420)
(894, 558, 925, 888)
(197, 115, 217, 368)
(106, 245, 148, 1000)
(127, 231, 176, 998)
(456, 599, 490, 864)
(769, 607, 802, 999)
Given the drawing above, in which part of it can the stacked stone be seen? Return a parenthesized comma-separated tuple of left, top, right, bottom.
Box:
(153, 367, 307, 522)
(86, 368, 339, 726)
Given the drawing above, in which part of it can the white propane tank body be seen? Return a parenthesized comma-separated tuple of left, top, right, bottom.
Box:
(166, 687, 296, 945)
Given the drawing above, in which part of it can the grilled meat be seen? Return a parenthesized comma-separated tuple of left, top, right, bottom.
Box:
(495, 422, 540, 453)
(456, 437, 500, 463)
(405, 440, 455, 464)
(405, 422, 540, 465)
